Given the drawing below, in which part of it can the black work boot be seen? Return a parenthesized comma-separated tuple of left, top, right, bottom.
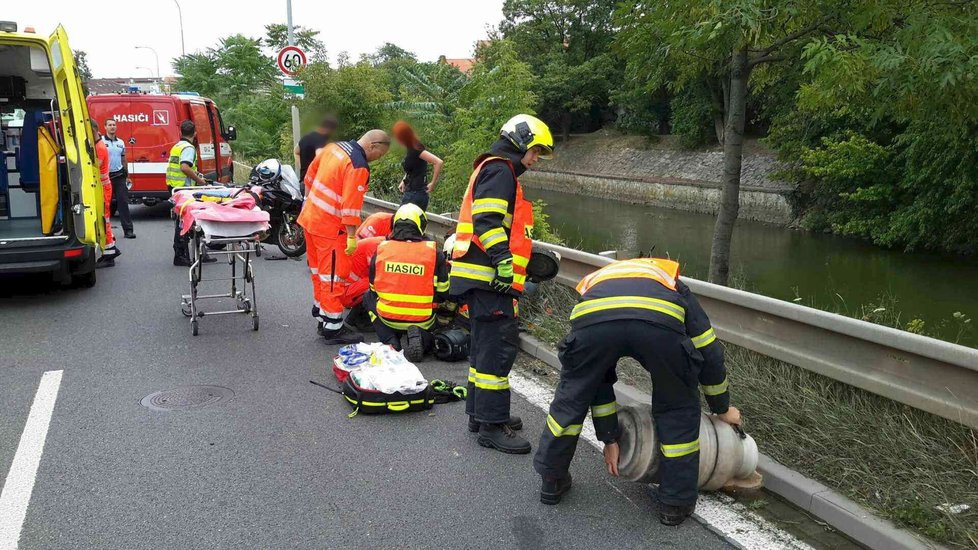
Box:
(323, 326, 364, 345)
(404, 325, 425, 363)
(477, 423, 531, 454)
(124, 230, 136, 239)
(173, 253, 193, 267)
(468, 415, 523, 433)
(658, 502, 696, 526)
(540, 473, 573, 505)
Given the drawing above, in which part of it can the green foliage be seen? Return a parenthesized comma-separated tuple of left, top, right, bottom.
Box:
(263, 24, 327, 62)
(73, 50, 92, 82)
(173, 34, 289, 164)
(299, 61, 393, 141)
(498, 0, 621, 136)
(670, 86, 717, 148)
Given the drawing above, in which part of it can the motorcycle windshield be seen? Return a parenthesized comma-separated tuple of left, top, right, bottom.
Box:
(280, 165, 303, 201)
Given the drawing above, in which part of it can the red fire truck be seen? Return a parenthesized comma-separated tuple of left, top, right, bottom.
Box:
(86, 93, 236, 206)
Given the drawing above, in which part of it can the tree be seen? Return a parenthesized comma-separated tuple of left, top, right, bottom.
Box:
(299, 61, 393, 141)
(173, 35, 278, 102)
(73, 50, 92, 82)
(263, 23, 328, 62)
(173, 34, 289, 162)
(499, 0, 620, 139)
(616, 1, 861, 285)
(774, 2, 978, 255)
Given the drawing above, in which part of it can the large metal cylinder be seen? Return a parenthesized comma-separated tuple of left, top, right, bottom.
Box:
(616, 402, 759, 490)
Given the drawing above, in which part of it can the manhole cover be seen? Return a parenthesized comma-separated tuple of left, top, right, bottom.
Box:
(140, 385, 234, 411)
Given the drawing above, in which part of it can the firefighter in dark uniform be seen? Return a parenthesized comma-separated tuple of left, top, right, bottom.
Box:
(533, 258, 742, 526)
(363, 203, 450, 362)
(449, 114, 554, 454)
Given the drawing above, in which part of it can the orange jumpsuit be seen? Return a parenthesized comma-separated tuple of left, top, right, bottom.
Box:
(95, 139, 116, 252)
(355, 212, 393, 240)
(297, 141, 370, 334)
(342, 236, 384, 308)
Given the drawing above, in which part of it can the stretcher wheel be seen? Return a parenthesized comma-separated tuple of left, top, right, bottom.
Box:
(191, 320, 199, 336)
(239, 299, 252, 313)
(181, 300, 192, 317)
(252, 316, 260, 331)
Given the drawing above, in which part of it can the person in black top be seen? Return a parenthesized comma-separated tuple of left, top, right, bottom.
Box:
(294, 114, 338, 181)
(393, 120, 443, 212)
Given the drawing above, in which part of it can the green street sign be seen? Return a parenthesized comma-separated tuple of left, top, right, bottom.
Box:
(285, 84, 304, 94)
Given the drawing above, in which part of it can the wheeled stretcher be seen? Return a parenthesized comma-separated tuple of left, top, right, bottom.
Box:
(172, 187, 270, 335)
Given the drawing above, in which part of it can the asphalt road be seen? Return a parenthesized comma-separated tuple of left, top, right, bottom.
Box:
(0, 206, 732, 549)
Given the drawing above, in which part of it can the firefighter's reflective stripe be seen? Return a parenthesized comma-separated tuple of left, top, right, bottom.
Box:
(451, 156, 534, 293)
(435, 278, 450, 293)
(701, 377, 729, 396)
(375, 291, 433, 304)
(570, 296, 686, 323)
(591, 401, 617, 419)
(165, 141, 195, 187)
(344, 395, 434, 409)
(471, 370, 510, 390)
(661, 439, 700, 458)
(471, 198, 508, 216)
(451, 261, 496, 282)
(547, 415, 582, 437)
(479, 227, 508, 249)
(377, 302, 435, 318)
(376, 315, 437, 331)
(692, 327, 717, 348)
(577, 258, 680, 294)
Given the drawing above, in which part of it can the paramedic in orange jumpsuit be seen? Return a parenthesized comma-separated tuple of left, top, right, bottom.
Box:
(92, 121, 119, 268)
(297, 129, 390, 344)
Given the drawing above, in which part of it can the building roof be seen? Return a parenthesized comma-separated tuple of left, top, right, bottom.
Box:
(86, 76, 175, 95)
(440, 57, 474, 73)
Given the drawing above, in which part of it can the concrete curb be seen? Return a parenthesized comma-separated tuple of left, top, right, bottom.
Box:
(517, 333, 944, 550)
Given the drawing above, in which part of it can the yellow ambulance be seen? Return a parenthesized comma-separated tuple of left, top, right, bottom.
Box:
(0, 22, 103, 287)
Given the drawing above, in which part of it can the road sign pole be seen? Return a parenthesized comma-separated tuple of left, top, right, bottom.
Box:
(287, 0, 300, 149)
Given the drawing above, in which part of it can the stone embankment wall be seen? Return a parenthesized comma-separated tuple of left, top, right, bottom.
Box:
(523, 135, 795, 225)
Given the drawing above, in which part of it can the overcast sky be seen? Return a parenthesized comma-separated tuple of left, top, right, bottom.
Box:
(8, 1, 504, 78)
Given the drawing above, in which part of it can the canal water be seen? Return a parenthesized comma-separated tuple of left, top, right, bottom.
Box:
(527, 187, 978, 348)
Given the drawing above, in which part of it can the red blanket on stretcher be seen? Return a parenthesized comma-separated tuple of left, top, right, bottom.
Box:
(172, 189, 270, 236)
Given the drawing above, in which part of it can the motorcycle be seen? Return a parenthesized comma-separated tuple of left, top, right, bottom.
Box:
(249, 159, 306, 258)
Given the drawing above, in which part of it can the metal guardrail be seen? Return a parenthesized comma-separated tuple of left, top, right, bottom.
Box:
(363, 196, 978, 429)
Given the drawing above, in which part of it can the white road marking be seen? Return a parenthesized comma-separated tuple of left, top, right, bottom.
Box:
(509, 370, 813, 550)
(0, 370, 64, 550)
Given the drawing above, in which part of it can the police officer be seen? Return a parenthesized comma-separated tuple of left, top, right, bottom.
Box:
(166, 120, 208, 267)
(532, 258, 742, 526)
(363, 203, 450, 362)
(449, 114, 554, 454)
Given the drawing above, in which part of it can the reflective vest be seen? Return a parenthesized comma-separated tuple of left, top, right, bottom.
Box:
(165, 140, 196, 188)
(451, 156, 534, 293)
(372, 240, 438, 330)
(570, 258, 685, 328)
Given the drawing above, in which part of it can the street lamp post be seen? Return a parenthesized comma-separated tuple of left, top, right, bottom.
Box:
(135, 46, 160, 78)
(173, 0, 185, 57)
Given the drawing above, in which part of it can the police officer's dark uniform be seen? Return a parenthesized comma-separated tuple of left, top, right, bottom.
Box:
(533, 258, 731, 525)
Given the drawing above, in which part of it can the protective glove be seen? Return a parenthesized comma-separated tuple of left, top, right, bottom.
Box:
(345, 235, 357, 256)
(490, 259, 514, 293)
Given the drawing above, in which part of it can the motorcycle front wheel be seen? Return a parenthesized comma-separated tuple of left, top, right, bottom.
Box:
(276, 219, 306, 257)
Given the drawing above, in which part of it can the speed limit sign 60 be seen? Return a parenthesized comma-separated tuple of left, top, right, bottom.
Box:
(278, 46, 307, 76)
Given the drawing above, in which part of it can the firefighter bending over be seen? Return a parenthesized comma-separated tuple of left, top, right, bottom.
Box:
(363, 204, 450, 362)
(532, 258, 742, 526)
(449, 114, 554, 454)
(298, 129, 390, 344)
